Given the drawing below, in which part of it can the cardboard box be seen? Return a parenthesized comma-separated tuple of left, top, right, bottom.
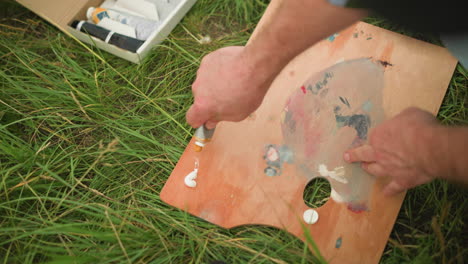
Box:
(16, 0, 197, 64)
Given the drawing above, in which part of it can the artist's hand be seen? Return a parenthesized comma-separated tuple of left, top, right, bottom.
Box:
(344, 107, 445, 196)
(186, 46, 271, 129)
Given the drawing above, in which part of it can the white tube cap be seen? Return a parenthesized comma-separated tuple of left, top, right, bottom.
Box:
(86, 7, 96, 21)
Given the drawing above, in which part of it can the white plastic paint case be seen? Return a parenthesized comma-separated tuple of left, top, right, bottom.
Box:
(87, 7, 160, 40)
(67, 0, 197, 64)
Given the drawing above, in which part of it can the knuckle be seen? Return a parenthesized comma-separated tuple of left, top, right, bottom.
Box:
(192, 100, 205, 111)
(200, 54, 209, 63)
(193, 99, 213, 114)
(201, 53, 213, 64)
(191, 81, 199, 91)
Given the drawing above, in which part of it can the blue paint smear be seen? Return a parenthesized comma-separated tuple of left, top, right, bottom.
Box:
(362, 100, 373, 112)
(278, 145, 294, 163)
(264, 167, 278, 177)
(307, 72, 334, 94)
(335, 114, 371, 140)
(335, 237, 342, 248)
(327, 33, 339, 42)
(263, 145, 294, 177)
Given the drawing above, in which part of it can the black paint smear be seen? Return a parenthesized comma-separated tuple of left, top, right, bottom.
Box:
(378, 60, 393, 67)
(339, 96, 351, 108)
(335, 114, 371, 139)
(339, 96, 346, 105)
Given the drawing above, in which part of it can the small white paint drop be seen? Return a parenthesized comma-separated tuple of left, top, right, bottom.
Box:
(318, 164, 348, 184)
(303, 209, 319, 224)
(184, 169, 198, 188)
(184, 158, 200, 188)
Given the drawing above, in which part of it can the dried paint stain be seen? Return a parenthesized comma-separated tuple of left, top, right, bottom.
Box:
(327, 33, 339, 42)
(335, 114, 371, 140)
(318, 164, 348, 184)
(279, 58, 385, 206)
(283, 110, 296, 132)
(335, 237, 342, 248)
(263, 144, 294, 177)
(307, 72, 333, 94)
(347, 203, 368, 213)
(339, 96, 351, 108)
(319, 88, 329, 98)
(362, 100, 373, 112)
(301, 85, 306, 94)
(378, 60, 393, 67)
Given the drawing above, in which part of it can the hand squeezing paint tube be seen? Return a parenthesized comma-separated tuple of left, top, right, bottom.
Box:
(71, 20, 144, 53)
(193, 125, 216, 152)
(87, 7, 159, 41)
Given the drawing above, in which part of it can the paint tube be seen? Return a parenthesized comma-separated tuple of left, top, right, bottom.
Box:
(87, 7, 159, 41)
(71, 20, 144, 53)
(193, 125, 216, 152)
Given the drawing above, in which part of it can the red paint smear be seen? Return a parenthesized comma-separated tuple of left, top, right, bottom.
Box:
(301, 85, 306, 94)
(347, 203, 368, 213)
(284, 90, 322, 158)
(281, 87, 323, 159)
(286, 92, 306, 118)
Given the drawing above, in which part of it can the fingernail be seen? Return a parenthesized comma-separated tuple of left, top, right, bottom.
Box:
(344, 153, 350, 162)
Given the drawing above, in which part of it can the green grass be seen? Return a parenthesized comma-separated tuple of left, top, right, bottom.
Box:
(0, 0, 467, 263)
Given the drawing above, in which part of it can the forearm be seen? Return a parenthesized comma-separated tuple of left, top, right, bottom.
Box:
(244, 0, 367, 90)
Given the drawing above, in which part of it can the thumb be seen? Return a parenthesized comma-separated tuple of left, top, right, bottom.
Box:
(186, 103, 212, 128)
(344, 145, 376, 163)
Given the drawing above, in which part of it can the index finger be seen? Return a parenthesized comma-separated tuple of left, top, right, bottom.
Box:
(186, 103, 212, 128)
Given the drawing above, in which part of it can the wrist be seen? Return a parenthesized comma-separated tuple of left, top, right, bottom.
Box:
(421, 124, 451, 179)
(242, 44, 287, 93)
(435, 126, 468, 182)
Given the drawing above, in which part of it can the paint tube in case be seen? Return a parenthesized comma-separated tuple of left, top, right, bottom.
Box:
(193, 125, 216, 152)
(87, 7, 159, 41)
(71, 20, 144, 53)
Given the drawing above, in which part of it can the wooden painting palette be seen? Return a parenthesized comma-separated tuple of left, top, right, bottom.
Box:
(161, 21, 457, 263)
